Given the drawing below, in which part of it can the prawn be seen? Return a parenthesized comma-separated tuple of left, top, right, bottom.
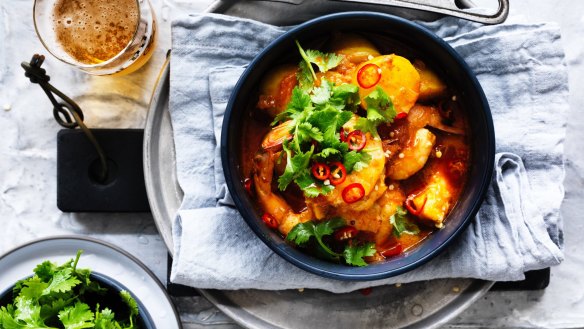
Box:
(407, 104, 465, 135)
(386, 128, 436, 180)
(253, 151, 314, 235)
(386, 104, 464, 180)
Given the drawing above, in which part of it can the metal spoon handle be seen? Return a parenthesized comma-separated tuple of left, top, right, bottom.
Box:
(333, 0, 509, 24)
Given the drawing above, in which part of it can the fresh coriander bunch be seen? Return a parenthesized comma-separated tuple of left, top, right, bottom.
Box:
(0, 250, 141, 329)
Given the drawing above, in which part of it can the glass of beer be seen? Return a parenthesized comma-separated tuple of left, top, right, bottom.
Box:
(33, 0, 157, 75)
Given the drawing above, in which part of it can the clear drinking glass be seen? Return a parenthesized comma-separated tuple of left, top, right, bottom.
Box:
(33, 0, 157, 75)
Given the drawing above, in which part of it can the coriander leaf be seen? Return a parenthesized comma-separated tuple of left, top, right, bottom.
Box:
(286, 222, 316, 246)
(330, 84, 360, 111)
(296, 122, 323, 144)
(40, 298, 73, 323)
(314, 147, 341, 160)
(364, 87, 396, 125)
(307, 107, 339, 132)
(76, 274, 106, 296)
(296, 61, 314, 92)
(390, 206, 420, 237)
(352, 152, 372, 172)
(74, 268, 91, 284)
(310, 79, 332, 105)
(0, 305, 25, 329)
(313, 218, 345, 257)
(354, 117, 378, 137)
(313, 217, 345, 238)
(14, 296, 44, 326)
(304, 49, 343, 73)
(294, 170, 334, 198)
(286, 218, 346, 258)
(17, 277, 48, 301)
(343, 242, 376, 267)
(43, 268, 81, 295)
(120, 291, 138, 328)
(277, 143, 314, 191)
(94, 308, 119, 329)
(119, 291, 138, 318)
(308, 108, 352, 149)
(55, 259, 74, 272)
(58, 302, 94, 329)
(303, 184, 335, 198)
(338, 111, 355, 129)
(343, 151, 371, 173)
(34, 261, 58, 282)
(272, 86, 312, 126)
(287, 86, 312, 113)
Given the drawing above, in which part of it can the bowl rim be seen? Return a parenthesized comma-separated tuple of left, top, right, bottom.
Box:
(221, 11, 495, 280)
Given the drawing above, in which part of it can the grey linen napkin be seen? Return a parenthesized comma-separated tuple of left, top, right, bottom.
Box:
(169, 13, 566, 292)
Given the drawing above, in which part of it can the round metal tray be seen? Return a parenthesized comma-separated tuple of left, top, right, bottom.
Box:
(143, 2, 495, 328)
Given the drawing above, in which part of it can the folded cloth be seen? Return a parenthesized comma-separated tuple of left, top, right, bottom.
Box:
(169, 13, 567, 292)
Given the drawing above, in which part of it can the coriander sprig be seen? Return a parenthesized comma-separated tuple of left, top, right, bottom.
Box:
(286, 218, 377, 266)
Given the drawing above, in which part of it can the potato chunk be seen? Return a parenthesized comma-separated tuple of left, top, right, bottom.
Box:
(411, 171, 453, 227)
(414, 60, 447, 102)
(329, 33, 381, 64)
(354, 55, 420, 115)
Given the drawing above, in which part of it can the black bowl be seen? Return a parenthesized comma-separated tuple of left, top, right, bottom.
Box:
(0, 273, 155, 328)
(221, 12, 495, 280)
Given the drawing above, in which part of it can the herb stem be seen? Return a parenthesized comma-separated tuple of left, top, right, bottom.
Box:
(315, 236, 341, 257)
(295, 40, 318, 82)
(73, 249, 83, 271)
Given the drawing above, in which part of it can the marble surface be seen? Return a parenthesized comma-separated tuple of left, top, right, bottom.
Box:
(0, 0, 582, 328)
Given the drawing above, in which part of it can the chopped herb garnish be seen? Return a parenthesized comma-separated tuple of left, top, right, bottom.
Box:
(343, 150, 372, 173)
(343, 242, 377, 267)
(295, 40, 343, 91)
(286, 218, 377, 266)
(364, 86, 397, 125)
(390, 206, 421, 237)
(271, 42, 374, 197)
(278, 141, 314, 191)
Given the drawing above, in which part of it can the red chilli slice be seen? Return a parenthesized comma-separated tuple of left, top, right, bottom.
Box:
(340, 127, 348, 142)
(333, 226, 359, 241)
(405, 191, 428, 216)
(244, 178, 253, 193)
(311, 162, 330, 181)
(342, 183, 365, 204)
(261, 213, 279, 229)
(329, 162, 347, 186)
(357, 63, 382, 89)
(395, 112, 408, 120)
(380, 242, 403, 258)
(346, 130, 367, 151)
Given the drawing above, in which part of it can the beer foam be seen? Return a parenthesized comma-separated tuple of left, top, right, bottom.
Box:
(52, 0, 139, 64)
